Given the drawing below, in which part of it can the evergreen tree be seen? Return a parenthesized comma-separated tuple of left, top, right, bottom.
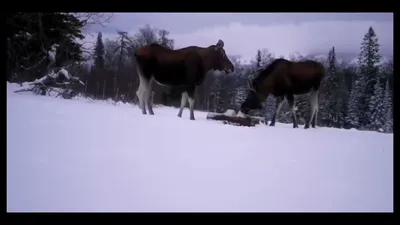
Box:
(211, 74, 223, 113)
(6, 13, 85, 81)
(335, 71, 349, 128)
(103, 39, 119, 69)
(319, 47, 338, 127)
(115, 31, 132, 69)
(346, 79, 361, 128)
(368, 79, 385, 131)
(357, 26, 382, 128)
(383, 80, 393, 133)
(256, 49, 262, 71)
(94, 32, 105, 69)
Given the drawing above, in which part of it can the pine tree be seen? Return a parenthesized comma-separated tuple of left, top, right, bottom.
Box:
(368, 78, 385, 131)
(210, 73, 222, 112)
(346, 78, 361, 128)
(319, 47, 338, 127)
(6, 13, 85, 81)
(256, 49, 262, 71)
(335, 71, 349, 128)
(383, 80, 393, 133)
(104, 39, 119, 69)
(94, 32, 105, 69)
(357, 26, 382, 128)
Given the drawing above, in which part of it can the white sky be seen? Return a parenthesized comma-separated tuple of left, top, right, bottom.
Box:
(82, 13, 393, 63)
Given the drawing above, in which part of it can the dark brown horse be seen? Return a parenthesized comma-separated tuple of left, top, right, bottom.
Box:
(240, 58, 325, 129)
(134, 40, 234, 120)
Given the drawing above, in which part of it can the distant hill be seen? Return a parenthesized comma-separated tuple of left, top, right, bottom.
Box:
(307, 51, 392, 66)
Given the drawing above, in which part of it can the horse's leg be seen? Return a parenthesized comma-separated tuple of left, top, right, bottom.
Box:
(145, 77, 155, 115)
(305, 89, 319, 129)
(136, 66, 150, 115)
(311, 92, 319, 128)
(177, 91, 188, 118)
(286, 94, 299, 128)
(186, 85, 196, 120)
(269, 96, 284, 126)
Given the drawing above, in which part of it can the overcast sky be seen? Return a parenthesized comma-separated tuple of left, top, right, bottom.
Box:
(85, 13, 393, 62)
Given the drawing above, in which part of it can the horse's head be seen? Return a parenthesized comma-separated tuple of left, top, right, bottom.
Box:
(207, 39, 234, 74)
(240, 79, 264, 115)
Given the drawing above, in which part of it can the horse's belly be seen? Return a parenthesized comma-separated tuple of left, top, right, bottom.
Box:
(292, 88, 313, 95)
(153, 71, 188, 87)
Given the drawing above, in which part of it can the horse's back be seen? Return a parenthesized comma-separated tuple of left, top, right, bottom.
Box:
(135, 43, 204, 86)
(291, 60, 325, 77)
(136, 43, 184, 62)
(286, 60, 325, 93)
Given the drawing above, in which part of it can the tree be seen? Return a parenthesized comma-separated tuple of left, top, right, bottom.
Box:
(319, 47, 339, 127)
(113, 31, 132, 100)
(115, 31, 132, 69)
(103, 39, 119, 69)
(94, 32, 105, 69)
(256, 49, 262, 70)
(234, 87, 247, 108)
(74, 13, 113, 33)
(382, 80, 393, 133)
(158, 29, 174, 50)
(335, 71, 349, 128)
(367, 78, 385, 131)
(133, 24, 158, 48)
(346, 79, 361, 129)
(357, 26, 382, 128)
(6, 13, 85, 81)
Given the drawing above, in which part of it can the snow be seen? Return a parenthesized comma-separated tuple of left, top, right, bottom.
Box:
(48, 44, 58, 63)
(236, 111, 246, 118)
(223, 109, 237, 117)
(58, 68, 71, 80)
(7, 82, 393, 212)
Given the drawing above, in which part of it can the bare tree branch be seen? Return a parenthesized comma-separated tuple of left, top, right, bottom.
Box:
(75, 13, 114, 34)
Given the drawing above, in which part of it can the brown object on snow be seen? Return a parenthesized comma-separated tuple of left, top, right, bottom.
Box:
(206, 112, 266, 127)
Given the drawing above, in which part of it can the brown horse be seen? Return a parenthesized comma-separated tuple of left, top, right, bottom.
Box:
(134, 40, 234, 120)
(240, 58, 325, 129)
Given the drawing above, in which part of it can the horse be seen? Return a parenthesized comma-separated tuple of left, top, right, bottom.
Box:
(134, 39, 234, 120)
(240, 58, 325, 129)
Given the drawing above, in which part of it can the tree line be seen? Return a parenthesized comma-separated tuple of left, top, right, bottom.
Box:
(6, 13, 393, 133)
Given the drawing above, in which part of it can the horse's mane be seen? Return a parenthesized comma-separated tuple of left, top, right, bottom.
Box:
(147, 43, 176, 53)
(252, 58, 290, 85)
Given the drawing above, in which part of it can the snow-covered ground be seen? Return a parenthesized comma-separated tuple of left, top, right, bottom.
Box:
(7, 83, 393, 212)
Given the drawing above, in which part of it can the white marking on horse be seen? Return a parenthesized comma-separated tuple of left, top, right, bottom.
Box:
(136, 67, 150, 114)
(177, 92, 188, 118)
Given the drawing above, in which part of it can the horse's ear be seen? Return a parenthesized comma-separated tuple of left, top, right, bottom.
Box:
(216, 39, 224, 48)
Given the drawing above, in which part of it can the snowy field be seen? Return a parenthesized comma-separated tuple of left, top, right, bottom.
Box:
(7, 82, 393, 212)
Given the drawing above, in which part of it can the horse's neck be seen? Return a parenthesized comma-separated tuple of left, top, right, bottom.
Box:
(197, 48, 215, 71)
